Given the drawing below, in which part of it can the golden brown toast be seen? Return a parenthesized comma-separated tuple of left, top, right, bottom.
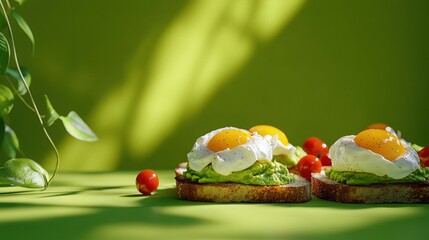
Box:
(311, 172, 429, 203)
(175, 163, 311, 203)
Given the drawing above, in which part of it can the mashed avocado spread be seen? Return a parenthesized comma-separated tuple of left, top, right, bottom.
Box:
(273, 146, 307, 168)
(326, 167, 429, 185)
(183, 160, 295, 186)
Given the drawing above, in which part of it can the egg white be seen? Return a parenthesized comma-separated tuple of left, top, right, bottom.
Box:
(386, 126, 411, 147)
(264, 134, 297, 159)
(187, 127, 273, 176)
(329, 135, 420, 179)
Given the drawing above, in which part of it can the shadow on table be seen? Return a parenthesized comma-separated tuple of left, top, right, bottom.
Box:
(223, 204, 429, 240)
(0, 187, 210, 239)
(261, 197, 429, 240)
(0, 186, 428, 240)
(266, 195, 429, 209)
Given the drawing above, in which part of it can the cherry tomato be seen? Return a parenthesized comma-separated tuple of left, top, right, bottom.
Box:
(418, 146, 429, 167)
(302, 137, 329, 157)
(136, 169, 159, 195)
(297, 155, 322, 181)
(319, 154, 332, 166)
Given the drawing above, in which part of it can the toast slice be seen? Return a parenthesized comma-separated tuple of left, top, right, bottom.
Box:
(175, 163, 311, 203)
(311, 172, 429, 203)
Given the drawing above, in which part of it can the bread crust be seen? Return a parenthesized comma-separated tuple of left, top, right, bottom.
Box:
(175, 163, 311, 203)
(311, 172, 429, 203)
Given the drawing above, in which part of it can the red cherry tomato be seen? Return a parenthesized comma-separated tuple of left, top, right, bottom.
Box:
(297, 155, 322, 181)
(303, 137, 329, 158)
(136, 169, 159, 195)
(319, 154, 332, 166)
(418, 146, 429, 167)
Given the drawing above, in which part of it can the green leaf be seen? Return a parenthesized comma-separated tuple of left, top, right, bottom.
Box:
(11, 10, 34, 54)
(0, 32, 10, 75)
(44, 95, 59, 126)
(0, 84, 14, 115)
(60, 111, 98, 142)
(0, 12, 6, 31)
(2, 125, 20, 158)
(0, 158, 48, 189)
(0, 118, 5, 147)
(6, 67, 31, 95)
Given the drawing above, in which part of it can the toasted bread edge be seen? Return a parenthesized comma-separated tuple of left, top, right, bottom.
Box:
(175, 163, 311, 203)
(311, 172, 429, 203)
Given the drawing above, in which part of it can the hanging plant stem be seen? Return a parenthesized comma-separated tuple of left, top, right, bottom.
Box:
(5, 75, 36, 112)
(0, 0, 59, 185)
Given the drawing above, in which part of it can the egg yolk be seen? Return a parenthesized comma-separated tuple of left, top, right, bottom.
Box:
(207, 129, 251, 152)
(249, 125, 289, 146)
(354, 129, 405, 161)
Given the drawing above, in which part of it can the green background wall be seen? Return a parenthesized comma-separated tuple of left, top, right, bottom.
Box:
(8, 0, 429, 171)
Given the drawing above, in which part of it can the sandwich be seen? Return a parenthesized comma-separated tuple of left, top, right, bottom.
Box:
(175, 126, 311, 203)
(311, 128, 429, 203)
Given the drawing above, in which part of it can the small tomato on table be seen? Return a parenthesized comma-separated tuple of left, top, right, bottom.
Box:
(136, 169, 159, 195)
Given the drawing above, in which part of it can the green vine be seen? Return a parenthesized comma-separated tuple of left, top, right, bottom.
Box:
(0, 0, 97, 190)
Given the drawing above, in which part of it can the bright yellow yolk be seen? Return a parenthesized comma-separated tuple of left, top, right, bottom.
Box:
(249, 125, 289, 146)
(354, 129, 405, 161)
(207, 129, 251, 152)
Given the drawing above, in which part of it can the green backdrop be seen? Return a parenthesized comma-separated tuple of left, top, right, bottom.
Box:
(9, 0, 429, 171)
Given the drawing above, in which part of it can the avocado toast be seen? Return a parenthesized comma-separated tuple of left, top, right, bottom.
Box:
(311, 128, 429, 203)
(175, 126, 311, 203)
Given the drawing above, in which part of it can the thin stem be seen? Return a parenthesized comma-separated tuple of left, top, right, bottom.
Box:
(0, 0, 59, 185)
(5, 75, 37, 112)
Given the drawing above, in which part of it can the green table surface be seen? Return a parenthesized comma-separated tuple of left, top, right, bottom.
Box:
(0, 170, 427, 240)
